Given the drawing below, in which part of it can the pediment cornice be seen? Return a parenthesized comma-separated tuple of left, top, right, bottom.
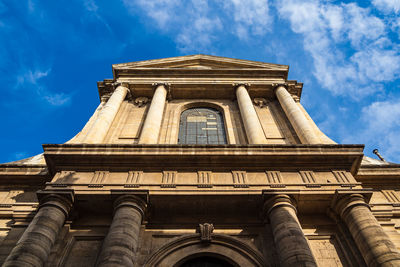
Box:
(112, 54, 288, 71)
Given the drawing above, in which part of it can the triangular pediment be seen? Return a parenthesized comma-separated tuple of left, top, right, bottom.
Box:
(113, 54, 288, 70)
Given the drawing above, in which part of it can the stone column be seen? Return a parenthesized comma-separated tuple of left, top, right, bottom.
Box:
(138, 83, 168, 144)
(333, 194, 400, 267)
(83, 84, 129, 143)
(3, 194, 73, 267)
(263, 195, 317, 267)
(96, 195, 147, 267)
(274, 84, 319, 144)
(235, 84, 267, 144)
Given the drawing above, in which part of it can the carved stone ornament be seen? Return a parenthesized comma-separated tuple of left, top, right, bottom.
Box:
(199, 223, 214, 242)
(134, 97, 149, 107)
(253, 98, 268, 108)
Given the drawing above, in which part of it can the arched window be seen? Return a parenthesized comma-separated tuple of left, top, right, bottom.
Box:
(178, 107, 227, 145)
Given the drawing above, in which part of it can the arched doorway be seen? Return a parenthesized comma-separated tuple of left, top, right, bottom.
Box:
(180, 256, 234, 267)
(144, 234, 267, 266)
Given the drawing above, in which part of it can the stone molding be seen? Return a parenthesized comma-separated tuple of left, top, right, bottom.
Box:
(42, 144, 365, 175)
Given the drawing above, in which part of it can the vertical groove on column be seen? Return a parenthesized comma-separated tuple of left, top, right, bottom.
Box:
(264, 194, 317, 267)
(3, 194, 72, 267)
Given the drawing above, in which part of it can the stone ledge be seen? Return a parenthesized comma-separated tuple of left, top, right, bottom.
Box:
(42, 144, 364, 175)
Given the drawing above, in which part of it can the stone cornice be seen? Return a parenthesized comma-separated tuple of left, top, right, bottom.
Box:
(0, 165, 49, 185)
(97, 80, 303, 101)
(112, 54, 289, 70)
(42, 144, 364, 175)
(355, 165, 400, 186)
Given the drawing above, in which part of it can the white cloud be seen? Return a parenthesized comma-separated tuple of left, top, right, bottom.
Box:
(124, 0, 273, 51)
(84, 0, 98, 12)
(83, 0, 113, 34)
(15, 68, 71, 106)
(223, 0, 272, 39)
(44, 93, 71, 106)
(372, 0, 400, 14)
(176, 15, 223, 51)
(125, 0, 400, 98)
(16, 69, 50, 86)
(124, 0, 179, 29)
(276, 0, 400, 98)
(351, 39, 400, 83)
(358, 99, 400, 161)
(344, 3, 385, 47)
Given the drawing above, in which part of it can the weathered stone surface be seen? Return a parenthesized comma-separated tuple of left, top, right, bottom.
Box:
(333, 193, 400, 267)
(3, 193, 72, 267)
(264, 194, 317, 267)
(96, 195, 146, 267)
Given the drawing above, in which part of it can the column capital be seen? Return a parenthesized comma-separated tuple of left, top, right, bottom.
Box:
(36, 190, 74, 217)
(152, 82, 171, 100)
(152, 82, 170, 90)
(101, 82, 130, 102)
(111, 192, 148, 219)
(262, 194, 297, 219)
(331, 193, 370, 218)
(113, 82, 130, 89)
(272, 83, 288, 92)
(233, 83, 251, 90)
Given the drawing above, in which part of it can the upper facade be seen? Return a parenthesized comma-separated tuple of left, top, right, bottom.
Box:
(68, 54, 335, 146)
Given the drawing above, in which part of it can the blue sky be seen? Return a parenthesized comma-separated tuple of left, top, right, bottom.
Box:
(1, 0, 400, 163)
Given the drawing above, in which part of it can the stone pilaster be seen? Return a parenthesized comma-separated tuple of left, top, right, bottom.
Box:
(235, 83, 267, 144)
(83, 84, 129, 143)
(274, 84, 319, 144)
(263, 194, 317, 267)
(333, 193, 400, 267)
(3, 193, 73, 267)
(138, 83, 168, 144)
(96, 195, 147, 267)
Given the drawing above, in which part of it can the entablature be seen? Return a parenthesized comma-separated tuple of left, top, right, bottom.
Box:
(42, 144, 364, 175)
(97, 79, 303, 101)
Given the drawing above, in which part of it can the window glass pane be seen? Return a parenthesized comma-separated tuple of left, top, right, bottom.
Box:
(178, 107, 227, 145)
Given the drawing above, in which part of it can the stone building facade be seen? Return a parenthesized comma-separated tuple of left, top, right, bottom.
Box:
(1, 55, 400, 266)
